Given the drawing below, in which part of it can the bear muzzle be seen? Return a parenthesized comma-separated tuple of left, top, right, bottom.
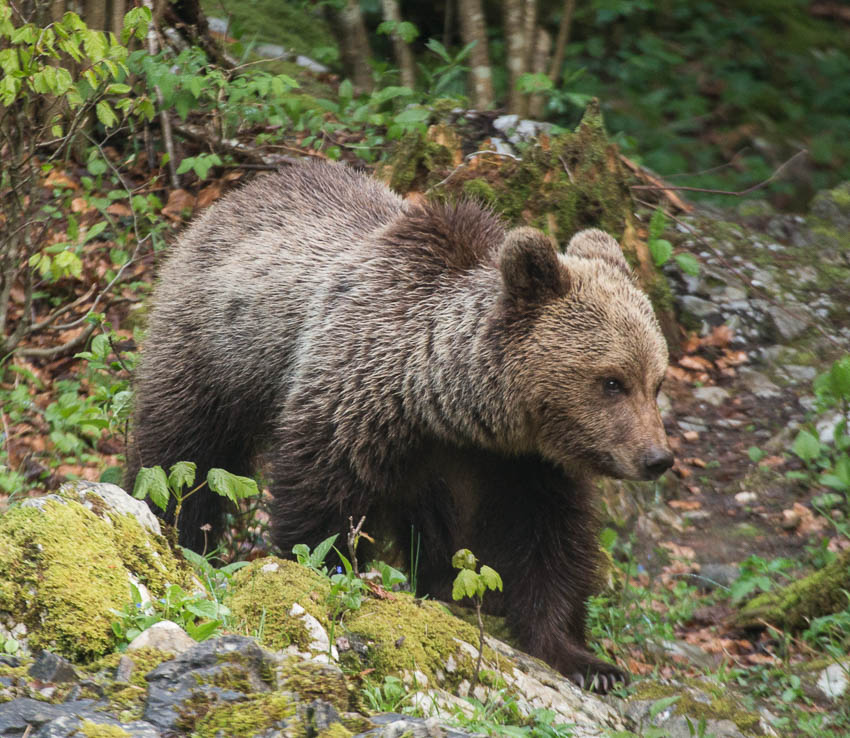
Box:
(642, 446, 675, 479)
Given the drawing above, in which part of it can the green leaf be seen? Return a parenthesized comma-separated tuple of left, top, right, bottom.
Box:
(184, 599, 220, 620)
(452, 569, 479, 600)
(206, 468, 259, 503)
(451, 548, 477, 571)
(479, 565, 503, 592)
(648, 695, 681, 720)
(425, 38, 451, 63)
(311, 534, 339, 568)
(394, 107, 430, 125)
(648, 238, 672, 267)
(186, 619, 220, 641)
(747, 446, 765, 463)
(828, 357, 850, 400)
(649, 208, 666, 241)
(90, 333, 110, 359)
(82, 220, 108, 243)
(674, 252, 700, 276)
(168, 461, 196, 493)
(179, 546, 213, 576)
(133, 466, 169, 511)
(791, 429, 822, 463)
(96, 100, 118, 128)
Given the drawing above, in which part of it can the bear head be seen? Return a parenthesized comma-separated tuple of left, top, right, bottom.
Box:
(499, 227, 672, 481)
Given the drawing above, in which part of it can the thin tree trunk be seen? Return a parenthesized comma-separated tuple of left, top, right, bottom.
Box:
(503, 0, 526, 115)
(458, 0, 493, 109)
(443, 0, 454, 50)
(528, 27, 551, 118)
(381, 0, 416, 90)
(337, 0, 374, 92)
(548, 0, 576, 85)
(83, 0, 106, 30)
(111, 0, 127, 38)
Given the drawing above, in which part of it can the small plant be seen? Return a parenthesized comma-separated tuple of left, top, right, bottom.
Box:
(647, 208, 700, 277)
(729, 554, 794, 605)
(363, 675, 412, 713)
(133, 461, 260, 548)
(451, 548, 503, 687)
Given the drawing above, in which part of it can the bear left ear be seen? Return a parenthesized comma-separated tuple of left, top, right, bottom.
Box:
(499, 227, 570, 301)
(566, 228, 633, 279)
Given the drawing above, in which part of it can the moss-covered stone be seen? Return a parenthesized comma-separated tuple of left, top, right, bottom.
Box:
(228, 557, 330, 652)
(737, 548, 850, 630)
(191, 692, 296, 738)
(0, 497, 185, 661)
(279, 659, 351, 713)
(79, 720, 130, 738)
(318, 725, 354, 738)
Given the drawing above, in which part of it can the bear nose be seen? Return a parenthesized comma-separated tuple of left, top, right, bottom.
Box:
(643, 447, 674, 478)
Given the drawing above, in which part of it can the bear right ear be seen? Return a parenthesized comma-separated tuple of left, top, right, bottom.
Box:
(499, 227, 570, 302)
(566, 228, 633, 279)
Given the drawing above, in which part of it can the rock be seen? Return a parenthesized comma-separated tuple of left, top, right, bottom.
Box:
(0, 697, 159, 738)
(678, 295, 721, 319)
(57, 480, 162, 535)
(782, 365, 817, 383)
(810, 181, 850, 231)
(695, 564, 741, 591)
(738, 368, 781, 399)
(817, 662, 849, 699)
(645, 639, 717, 670)
(766, 304, 811, 341)
(781, 508, 801, 530)
(28, 651, 78, 683)
(817, 410, 845, 444)
(143, 635, 278, 731)
(357, 712, 475, 737)
(692, 386, 730, 407)
(128, 621, 196, 655)
(734, 491, 758, 505)
(679, 417, 709, 433)
(289, 602, 338, 661)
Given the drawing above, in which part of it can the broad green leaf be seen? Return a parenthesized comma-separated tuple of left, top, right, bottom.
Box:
(96, 100, 118, 128)
(479, 565, 503, 592)
(82, 220, 108, 243)
(90, 333, 110, 359)
(648, 238, 672, 267)
(207, 468, 260, 503)
(168, 461, 196, 493)
(394, 107, 430, 125)
(829, 357, 850, 400)
(451, 548, 477, 571)
(451, 569, 479, 600)
(648, 695, 681, 720)
(425, 38, 451, 63)
(186, 620, 220, 641)
(133, 466, 169, 511)
(674, 252, 700, 276)
(747, 446, 765, 463)
(311, 534, 339, 568)
(791, 429, 821, 463)
(184, 599, 220, 619)
(179, 546, 212, 575)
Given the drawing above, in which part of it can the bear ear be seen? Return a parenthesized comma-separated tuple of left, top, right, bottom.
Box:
(566, 228, 633, 279)
(499, 227, 570, 301)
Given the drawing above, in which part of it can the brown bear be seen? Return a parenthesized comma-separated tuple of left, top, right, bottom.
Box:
(127, 160, 672, 692)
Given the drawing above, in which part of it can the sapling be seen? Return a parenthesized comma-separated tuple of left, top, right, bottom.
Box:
(451, 548, 503, 687)
(133, 461, 259, 549)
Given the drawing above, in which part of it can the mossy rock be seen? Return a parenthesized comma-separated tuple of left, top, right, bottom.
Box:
(0, 493, 191, 662)
(229, 557, 488, 690)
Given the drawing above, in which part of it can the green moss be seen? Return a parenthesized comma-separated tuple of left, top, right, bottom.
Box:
(344, 595, 482, 688)
(462, 178, 497, 206)
(384, 131, 455, 194)
(85, 648, 175, 720)
(0, 497, 189, 662)
(192, 693, 296, 738)
(318, 725, 353, 738)
(630, 682, 763, 735)
(79, 720, 130, 738)
(280, 659, 350, 712)
(228, 557, 330, 651)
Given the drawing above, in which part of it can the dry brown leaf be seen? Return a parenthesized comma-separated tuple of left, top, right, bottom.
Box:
(197, 183, 224, 210)
(666, 365, 693, 383)
(682, 430, 700, 442)
(683, 457, 707, 468)
(45, 170, 77, 189)
(703, 324, 734, 348)
(721, 349, 748, 366)
(71, 197, 90, 213)
(161, 189, 196, 221)
(679, 355, 714, 372)
(106, 202, 132, 217)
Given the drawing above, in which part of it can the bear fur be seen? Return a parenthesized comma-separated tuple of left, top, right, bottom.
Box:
(127, 160, 672, 692)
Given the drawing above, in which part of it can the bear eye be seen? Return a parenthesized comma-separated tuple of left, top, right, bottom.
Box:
(603, 378, 626, 396)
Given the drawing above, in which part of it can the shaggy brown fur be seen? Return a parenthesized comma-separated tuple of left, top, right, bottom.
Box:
(127, 160, 672, 692)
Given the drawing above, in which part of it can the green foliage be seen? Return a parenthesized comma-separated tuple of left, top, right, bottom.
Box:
(292, 534, 338, 575)
(377, 20, 419, 44)
(362, 675, 412, 713)
(729, 555, 794, 605)
(647, 208, 700, 277)
(132, 461, 260, 544)
(451, 690, 576, 737)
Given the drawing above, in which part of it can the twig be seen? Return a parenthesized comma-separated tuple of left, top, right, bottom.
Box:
(428, 150, 521, 192)
(172, 121, 302, 167)
(17, 322, 96, 359)
(630, 149, 807, 197)
(347, 515, 366, 577)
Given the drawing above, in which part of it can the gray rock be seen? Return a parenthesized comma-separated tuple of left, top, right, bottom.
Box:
(0, 698, 159, 738)
(678, 295, 720, 319)
(28, 651, 78, 684)
(357, 713, 477, 737)
(783, 365, 817, 383)
(57, 480, 162, 535)
(766, 304, 811, 341)
(692, 386, 730, 407)
(695, 563, 741, 591)
(143, 635, 276, 731)
(738, 368, 781, 398)
(816, 662, 849, 700)
(128, 621, 196, 655)
(817, 410, 846, 444)
(810, 182, 850, 231)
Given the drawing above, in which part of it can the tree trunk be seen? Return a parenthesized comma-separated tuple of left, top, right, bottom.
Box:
(548, 0, 576, 86)
(528, 26, 551, 119)
(381, 0, 416, 90)
(83, 0, 106, 31)
(458, 0, 493, 110)
(503, 0, 527, 115)
(337, 0, 374, 93)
